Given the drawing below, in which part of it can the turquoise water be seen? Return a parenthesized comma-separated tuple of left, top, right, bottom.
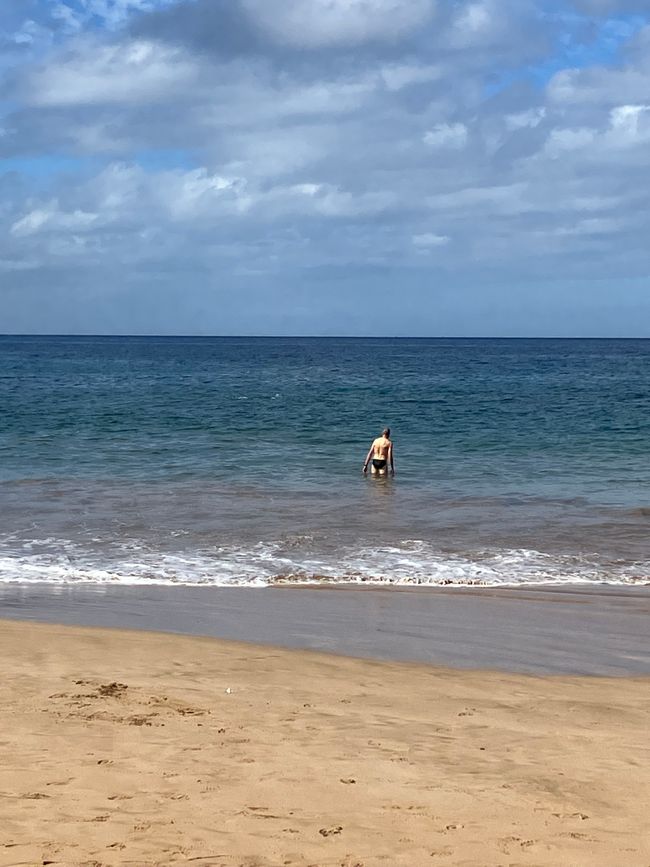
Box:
(1, 336, 649, 586)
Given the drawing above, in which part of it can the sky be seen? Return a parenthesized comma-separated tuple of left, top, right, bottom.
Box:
(1, 0, 649, 336)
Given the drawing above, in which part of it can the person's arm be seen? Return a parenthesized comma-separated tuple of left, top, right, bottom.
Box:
(363, 442, 374, 473)
(389, 442, 395, 475)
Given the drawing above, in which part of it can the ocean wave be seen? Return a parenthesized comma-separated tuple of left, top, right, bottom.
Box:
(0, 539, 648, 588)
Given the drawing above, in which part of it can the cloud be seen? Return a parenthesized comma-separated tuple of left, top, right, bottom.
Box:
(412, 232, 450, 247)
(240, 0, 436, 48)
(379, 62, 442, 91)
(504, 108, 546, 131)
(1, 0, 650, 334)
(17, 39, 198, 107)
(450, 1, 493, 47)
(542, 101, 650, 160)
(448, 0, 551, 63)
(423, 123, 468, 149)
(10, 201, 98, 237)
(52, 0, 178, 32)
(608, 103, 650, 142)
(544, 126, 598, 156)
(547, 24, 650, 106)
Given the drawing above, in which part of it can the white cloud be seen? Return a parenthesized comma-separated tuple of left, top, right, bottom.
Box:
(5, 164, 392, 258)
(505, 108, 546, 131)
(155, 169, 250, 219)
(412, 232, 449, 247)
(609, 104, 650, 142)
(86, 163, 143, 211)
(449, 0, 515, 49)
(10, 19, 45, 46)
(22, 39, 197, 107)
(541, 104, 650, 160)
(241, 0, 435, 47)
(426, 184, 530, 215)
(452, 1, 491, 41)
(544, 126, 597, 157)
(379, 63, 442, 92)
(423, 123, 468, 149)
(195, 70, 378, 134)
(11, 201, 98, 237)
(552, 217, 625, 236)
(221, 126, 333, 179)
(51, 0, 177, 32)
(279, 183, 392, 218)
(547, 41, 650, 107)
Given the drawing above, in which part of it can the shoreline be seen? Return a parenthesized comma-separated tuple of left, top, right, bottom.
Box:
(1, 618, 649, 866)
(1, 582, 649, 675)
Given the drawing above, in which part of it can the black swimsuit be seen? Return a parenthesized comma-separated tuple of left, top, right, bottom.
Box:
(372, 458, 387, 470)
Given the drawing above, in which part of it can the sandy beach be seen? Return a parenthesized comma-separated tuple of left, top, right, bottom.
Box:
(1, 618, 649, 867)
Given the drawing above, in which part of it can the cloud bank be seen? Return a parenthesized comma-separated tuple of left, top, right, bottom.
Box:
(1, 0, 649, 334)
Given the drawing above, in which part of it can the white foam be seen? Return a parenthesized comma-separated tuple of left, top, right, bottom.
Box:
(0, 538, 647, 587)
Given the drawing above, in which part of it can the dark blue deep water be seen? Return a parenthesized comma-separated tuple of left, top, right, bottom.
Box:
(1, 336, 649, 586)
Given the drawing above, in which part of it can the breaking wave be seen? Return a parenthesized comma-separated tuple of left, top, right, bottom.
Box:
(0, 538, 648, 588)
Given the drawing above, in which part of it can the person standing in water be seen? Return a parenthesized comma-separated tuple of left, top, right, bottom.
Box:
(363, 427, 395, 476)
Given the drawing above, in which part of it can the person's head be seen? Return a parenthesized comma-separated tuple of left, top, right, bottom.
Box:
(382, 427, 390, 438)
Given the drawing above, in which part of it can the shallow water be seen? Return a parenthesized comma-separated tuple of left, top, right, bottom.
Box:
(1, 336, 649, 586)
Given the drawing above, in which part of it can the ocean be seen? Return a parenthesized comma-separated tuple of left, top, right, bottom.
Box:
(1, 335, 649, 588)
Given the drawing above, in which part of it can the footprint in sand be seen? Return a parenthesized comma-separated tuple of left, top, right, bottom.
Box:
(553, 811, 589, 820)
(97, 682, 128, 698)
(127, 714, 156, 726)
(319, 825, 343, 837)
(174, 704, 208, 716)
(499, 835, 535, 854)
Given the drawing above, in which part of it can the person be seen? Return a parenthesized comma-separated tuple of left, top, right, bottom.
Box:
(363, 427, 395, 476)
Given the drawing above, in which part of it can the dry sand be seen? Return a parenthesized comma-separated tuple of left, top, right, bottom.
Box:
(1, 619, 649, 867)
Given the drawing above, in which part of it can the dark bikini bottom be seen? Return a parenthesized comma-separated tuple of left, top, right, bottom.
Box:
(372, 459, 387, 470)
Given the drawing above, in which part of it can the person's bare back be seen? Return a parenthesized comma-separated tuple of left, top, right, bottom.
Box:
(363, 428, 395, 476)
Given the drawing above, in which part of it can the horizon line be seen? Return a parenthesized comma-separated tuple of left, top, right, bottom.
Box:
(1, 333, 650, 340)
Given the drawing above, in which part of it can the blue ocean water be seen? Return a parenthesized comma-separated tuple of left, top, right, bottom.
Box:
(1, 336, 649, 586)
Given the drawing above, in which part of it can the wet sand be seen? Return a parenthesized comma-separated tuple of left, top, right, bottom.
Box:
(1, 582, 649, 674)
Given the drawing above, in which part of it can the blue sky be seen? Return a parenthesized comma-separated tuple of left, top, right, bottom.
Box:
(1, 0, 649, 335)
